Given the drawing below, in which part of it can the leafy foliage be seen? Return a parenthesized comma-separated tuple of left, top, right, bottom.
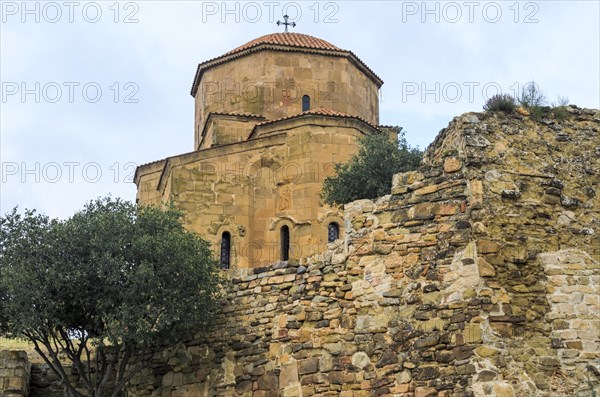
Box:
(483, 93, 517, 112)
(518, 82, 548, 120)
(0, 198, 222, 397)
(482, 83, 571, 122)
(320, 130, 423, 205)
(551, 96, 570, 121)
(518, 82, 547, 108)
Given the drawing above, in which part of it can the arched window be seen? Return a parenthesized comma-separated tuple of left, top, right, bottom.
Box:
(220, 232, 231, 269)
(280, 225, 290, 261)
(328, 222, 340, 243)
(302, 95, 310, 111)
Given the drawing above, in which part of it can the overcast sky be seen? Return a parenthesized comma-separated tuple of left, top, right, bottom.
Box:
(1, 0, 599, 219)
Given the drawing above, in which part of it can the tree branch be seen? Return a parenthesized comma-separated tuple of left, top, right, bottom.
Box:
(57, 326, 93, 396)
(83, 340, 93, 390)
(29, 330, 83, 397)
(96, 343, 118, 397)
(110, 344, 133, 397)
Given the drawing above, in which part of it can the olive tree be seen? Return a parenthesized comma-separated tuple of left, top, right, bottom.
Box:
(321, 129, 423, 205)
(0, 197, 222, 397)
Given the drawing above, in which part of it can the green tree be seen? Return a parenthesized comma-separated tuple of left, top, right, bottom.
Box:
(518, 81, 547, 108)
(518, 81, 548, 120)
(321, 129, 423, 205)
(0, 197, 222, 397)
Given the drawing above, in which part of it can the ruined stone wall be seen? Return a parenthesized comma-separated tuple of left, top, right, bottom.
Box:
(125, 107, 599, 397)
(429, 107, 600, 396)
(28, 364, 63, 397)
(0, 355, 87, 397)
(5, 107, 597, 397)
(126, 114, 491, 396)
(0, 351, 30, 397)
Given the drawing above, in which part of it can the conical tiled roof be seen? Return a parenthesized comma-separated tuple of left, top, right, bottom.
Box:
(225, 33, 342, 55)
(190, 33, 382, 96)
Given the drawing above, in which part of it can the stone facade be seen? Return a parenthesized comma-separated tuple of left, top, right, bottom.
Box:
(190, 33, 382, 148)
(0, 355, 79, 397)
(135, 33, 387, 269)
(0, 351, 30, 397)
(135, 113, 386, 269)
(193, 49, 381, 149)
(122, 107, 600, 397)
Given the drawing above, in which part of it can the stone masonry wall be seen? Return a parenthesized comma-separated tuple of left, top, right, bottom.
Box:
(0, 351, 30, 397)
(125, 106, 599, 397)
(0, 357, 79, 397)
(29, 364, 64, 397)
(3, 106, 597, 397)
(432, 107, 600, 396)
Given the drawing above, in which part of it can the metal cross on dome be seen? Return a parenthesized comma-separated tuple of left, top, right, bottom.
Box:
(276, 15, 296, 32)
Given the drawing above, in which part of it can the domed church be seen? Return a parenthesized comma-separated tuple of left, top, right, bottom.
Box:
(134, 31, 394, 269)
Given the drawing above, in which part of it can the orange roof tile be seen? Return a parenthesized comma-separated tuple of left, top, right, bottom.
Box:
(225, 33, 342, 55)
(190, 33, 383, 96)
(206, 112, 264, 119)
(249, 108, 380, 139)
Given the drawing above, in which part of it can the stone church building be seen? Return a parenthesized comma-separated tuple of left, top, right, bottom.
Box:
(134, 32, 394, 269)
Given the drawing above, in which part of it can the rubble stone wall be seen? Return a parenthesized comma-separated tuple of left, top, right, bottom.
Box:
(0, 351, 30, 397)
(125, 107, 600, 397)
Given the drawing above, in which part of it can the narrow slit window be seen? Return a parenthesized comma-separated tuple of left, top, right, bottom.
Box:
(302, 95, 310, 111)
(220, 232, 231, 269)
(280, 225, 290, 261)
(328, 222, 340, 243)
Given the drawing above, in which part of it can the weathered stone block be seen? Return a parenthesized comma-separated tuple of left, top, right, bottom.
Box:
(297, 358, 319, 375)
(492, 383, 515, 397)
(475, 346, 499, 357)
(444, 157, 462, 173)
(278, 363, 298, 389)
(257, 372, 278, 390)
(477, 257, 496, 276)
(235, 379, 252, 394)
(351, 352, 371, 370)
(477, 240, 499, 254)
(414, 386, 437, 397)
